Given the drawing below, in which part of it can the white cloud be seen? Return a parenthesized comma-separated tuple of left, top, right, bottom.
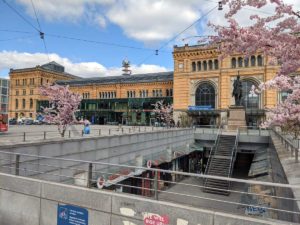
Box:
(106, 0, 200, 43)
(16, 0, 113, 25)
(14, 0, 300, 45)
(0, 51, 168, 78)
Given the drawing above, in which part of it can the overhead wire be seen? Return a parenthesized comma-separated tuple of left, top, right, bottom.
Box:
(29, 0, 50, 62)
(46, 33, 171, 53)
(0, 34, 38, 42)
(137, 5, 218, 65)
(1, 0, 40, 32)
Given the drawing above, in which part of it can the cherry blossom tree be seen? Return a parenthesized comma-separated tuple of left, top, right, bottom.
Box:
(210, 0, 300, 138)
(40, 84, 82, 137)
(152, 100, 173, 127)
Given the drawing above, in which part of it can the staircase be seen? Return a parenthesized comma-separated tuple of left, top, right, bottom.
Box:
(204, 135, 236, 195)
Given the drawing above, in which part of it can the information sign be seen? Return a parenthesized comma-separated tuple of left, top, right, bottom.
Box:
(57, 204, 88, 225)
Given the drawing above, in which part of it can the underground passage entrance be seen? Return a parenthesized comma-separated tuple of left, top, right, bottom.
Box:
(232, 152, 254, 179)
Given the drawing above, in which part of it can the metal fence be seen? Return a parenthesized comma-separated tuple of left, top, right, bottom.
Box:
(0, 150, 299, 223)
(0, 126, 173, 143)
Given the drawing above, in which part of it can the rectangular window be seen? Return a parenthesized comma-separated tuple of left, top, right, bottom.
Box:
(16, 90, 19, 96)
(30, 90, 34, 95)
(23, 89, 26, 95)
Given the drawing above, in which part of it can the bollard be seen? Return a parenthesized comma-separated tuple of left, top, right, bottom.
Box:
(15, 154, 20, 176)
(129, 128, 131, 133)
(23, 132, 26, 142)
(44, 131, 46, 140)
(259, 128, 261, 136)
(99, 129, 101, 136)
(152, 126, 154, 131)
(296, 148, 299, 163)
(122, 128, 124, 134)
(139, 127, 141, 132)
(87, 163, 93, 188)
(109, 129, 111, 135)
(144, 127, 146, 132)
(82, 130, 84, 137)
(154, 170, 158, 200)
(69, 130, 71, 138)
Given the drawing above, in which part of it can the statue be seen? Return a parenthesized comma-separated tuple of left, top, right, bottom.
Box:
(232, 75, 243, 106)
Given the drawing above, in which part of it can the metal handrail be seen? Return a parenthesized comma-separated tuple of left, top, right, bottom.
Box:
(1, 149, 299, 189)
(204, 125, 222, 184)
(272, 128, 299, 163)
(228, 128, 239, 189)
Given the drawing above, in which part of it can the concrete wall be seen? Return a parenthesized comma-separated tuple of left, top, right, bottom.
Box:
(0, 129, 193, 182)
(0, 172, 295, 225)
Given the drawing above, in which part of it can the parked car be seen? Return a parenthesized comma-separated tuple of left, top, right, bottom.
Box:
(24, 118, 34, 125)
(33, 119, 42, 125)
(9, 118, 17, 125)
(17, 118, 24, 125)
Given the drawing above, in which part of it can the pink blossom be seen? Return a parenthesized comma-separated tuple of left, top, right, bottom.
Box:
(40, 84, 82, 137)
(211, 0, 300, 138)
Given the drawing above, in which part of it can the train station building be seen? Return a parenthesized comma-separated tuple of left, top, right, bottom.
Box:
(8, 44, 281, 126)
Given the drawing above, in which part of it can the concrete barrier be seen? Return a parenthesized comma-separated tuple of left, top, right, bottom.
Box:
(0, 172, 296, 225)
(0, 129, 194, 181)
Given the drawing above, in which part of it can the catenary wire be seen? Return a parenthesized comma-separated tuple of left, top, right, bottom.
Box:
(29, 0, 50, 61)
(137, 5, 217, 65)
(1, 0, 40, 32)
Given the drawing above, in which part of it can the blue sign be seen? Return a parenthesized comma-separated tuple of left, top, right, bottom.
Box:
(188, 105, 213, 111)
(57, 204, 88, 225)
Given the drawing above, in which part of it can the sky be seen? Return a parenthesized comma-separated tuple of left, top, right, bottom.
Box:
(0, 0, 299, 79)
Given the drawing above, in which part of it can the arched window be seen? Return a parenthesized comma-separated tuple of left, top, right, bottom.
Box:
(231, 58, 237, 68)
(30, 98, 33, 109)
(15, 99, 18, 109)
(197, 61, 201, 71)
(244, 58, 249, 67)
(139, 91, 142, 97)
(214, 59, 219, 70)
(203, 61, 207, 70)
(159, 89, 162, 97)
(22, 99, 26, 109)
(241, 80, 260, 108)
(133, 91, 136, 98)
(152, 90, 155, 97)
(195, 83, 216, 109)
(257, 55, 263, 66)
(108, 92, 111, 99)
(170, 89, 173, 96)
(238, 57, 243, 67)
(251, 56, 256, 66)
(208, 60, 213, 70)
(127, 91, 130, 98)
(192, 62, 196, 72)
(166, 89, 169, 96)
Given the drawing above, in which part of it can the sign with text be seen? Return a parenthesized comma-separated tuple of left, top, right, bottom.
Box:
(188, 105, 213, 111)
(144, 214, 169, 225)
(57, 204, 88, 225)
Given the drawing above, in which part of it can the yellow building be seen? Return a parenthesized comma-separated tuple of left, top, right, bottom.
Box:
(8, 62, 78, 119)
(173, 44, 278, 126)
(8, 44, 281, 126)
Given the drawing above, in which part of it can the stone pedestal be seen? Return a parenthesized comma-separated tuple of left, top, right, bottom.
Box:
(227, 106, 246, 130)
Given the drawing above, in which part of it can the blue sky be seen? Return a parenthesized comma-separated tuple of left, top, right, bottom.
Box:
(1, 0, 297, 79)
(0, 0, 219, 78)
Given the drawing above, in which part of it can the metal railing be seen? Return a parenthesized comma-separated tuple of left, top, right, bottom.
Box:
(0, 126, 180, 143)
(228, 128, 239, 189)
(238, 126, 270, 136)
(272, 128, 299, 163)
(203, 126, 222, 185)
(0, 150, 299, 223)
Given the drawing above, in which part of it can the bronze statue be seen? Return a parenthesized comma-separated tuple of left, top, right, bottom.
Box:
(232, 75, 243, 106)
